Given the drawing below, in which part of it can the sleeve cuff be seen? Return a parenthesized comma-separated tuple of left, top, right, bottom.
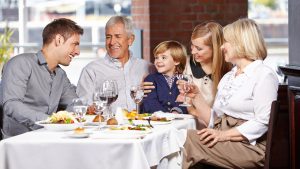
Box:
(170, 107, 183, 114)
(207, 109, 215, 128)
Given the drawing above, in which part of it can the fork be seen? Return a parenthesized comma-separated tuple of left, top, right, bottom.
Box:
(146, 118, 154, 128)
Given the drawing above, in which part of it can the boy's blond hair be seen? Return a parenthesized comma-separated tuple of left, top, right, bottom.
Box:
(153, 40, 187, 74)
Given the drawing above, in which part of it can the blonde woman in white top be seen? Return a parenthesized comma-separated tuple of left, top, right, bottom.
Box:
(184, 22, 231, 107)
(180, 18, 279, 169)
(144, 22, 231, 111)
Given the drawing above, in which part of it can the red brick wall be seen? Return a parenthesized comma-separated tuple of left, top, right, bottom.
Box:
(132, 0, 248, 62)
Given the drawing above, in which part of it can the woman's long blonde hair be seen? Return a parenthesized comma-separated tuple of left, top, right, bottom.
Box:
(191, 22, 232, 95)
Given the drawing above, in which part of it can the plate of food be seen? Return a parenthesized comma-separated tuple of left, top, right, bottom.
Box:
(123, 109, 151, 120)
(35, 111, 79, 131)
(103, 125, 152, 135)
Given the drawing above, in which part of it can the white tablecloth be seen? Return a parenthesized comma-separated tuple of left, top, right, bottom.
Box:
(0, 119, 196, 169)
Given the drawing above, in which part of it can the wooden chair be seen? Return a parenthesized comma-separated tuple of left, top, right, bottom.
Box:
(264, 100, 280, 169)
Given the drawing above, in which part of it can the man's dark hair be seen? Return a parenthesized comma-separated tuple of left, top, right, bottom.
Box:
(42, 18, 84, 45)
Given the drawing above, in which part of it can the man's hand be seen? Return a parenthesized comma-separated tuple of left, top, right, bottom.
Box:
(142, 81, 155, 97)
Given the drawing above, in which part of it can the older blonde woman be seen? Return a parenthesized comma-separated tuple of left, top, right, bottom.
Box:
(181, 18, 279, 169)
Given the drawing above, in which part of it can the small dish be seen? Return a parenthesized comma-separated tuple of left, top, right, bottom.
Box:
(67, 132, 90, 138)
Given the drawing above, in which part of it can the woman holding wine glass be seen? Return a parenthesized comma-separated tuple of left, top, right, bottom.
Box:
(181, 18, 278, 169)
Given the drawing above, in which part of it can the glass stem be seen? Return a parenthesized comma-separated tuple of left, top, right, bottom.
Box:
(184, 93, 187, 103)
(136, 103, 139, 114)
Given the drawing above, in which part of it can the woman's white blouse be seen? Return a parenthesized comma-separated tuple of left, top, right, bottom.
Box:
(210, 60, 279, 145)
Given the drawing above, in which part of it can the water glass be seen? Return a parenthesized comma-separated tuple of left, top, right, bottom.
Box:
(130, 85, 144, 114)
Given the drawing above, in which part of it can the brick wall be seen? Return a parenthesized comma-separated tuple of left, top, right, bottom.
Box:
(132, 0, 248, 62)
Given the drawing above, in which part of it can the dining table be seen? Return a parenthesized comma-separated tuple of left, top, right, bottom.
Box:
(0, 115, 197, 169)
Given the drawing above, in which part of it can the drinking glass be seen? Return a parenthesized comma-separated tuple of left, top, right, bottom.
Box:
(93, 91, 108, 130)
(102, 80, 118, 118)
(176, 74, 193, 107)
(72, 98, 88, 128)
(130, 85, 144, 114)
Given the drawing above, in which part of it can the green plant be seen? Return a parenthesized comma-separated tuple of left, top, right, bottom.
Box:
(254, 0, 277, 9)
(0, 26, 14, 64)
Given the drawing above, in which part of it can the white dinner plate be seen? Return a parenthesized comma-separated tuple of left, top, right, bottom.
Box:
(153, 111, 195, 119)
(132, 120, 172, 125)
(90, 133, 145, 139)
(35, 121, 78, 131)
(84, 115, 97, 122)
(103, 126, 152, 135)
(84, 122, 106, 127)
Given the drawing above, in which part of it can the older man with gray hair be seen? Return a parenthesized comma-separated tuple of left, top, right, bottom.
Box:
(76, 16, 155, 113)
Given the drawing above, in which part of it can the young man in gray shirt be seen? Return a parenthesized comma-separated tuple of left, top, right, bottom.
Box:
(0, 18, 83, 137)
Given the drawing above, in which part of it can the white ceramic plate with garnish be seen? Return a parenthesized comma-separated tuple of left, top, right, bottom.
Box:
(35, 121, 78, 131)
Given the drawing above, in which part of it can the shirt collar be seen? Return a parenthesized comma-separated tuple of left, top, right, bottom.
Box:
(189, 57, 212, 79)
(233, 60, 263, 77)
(37, 50, 58, 75)
(104, 50, 133, 69)
(37, 50, 47, 65)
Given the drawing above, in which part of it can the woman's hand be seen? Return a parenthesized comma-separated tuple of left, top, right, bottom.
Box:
(142, 81, 155, 97)
(177, 80, 199, 99)
(197, 128, 230, 148)
(197, 128, 246, 148)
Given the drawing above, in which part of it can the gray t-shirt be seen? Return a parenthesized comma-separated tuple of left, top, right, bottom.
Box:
(0, 51, 77, 136)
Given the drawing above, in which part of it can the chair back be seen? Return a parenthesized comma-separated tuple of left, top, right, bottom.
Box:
(0, 105, 3, 140)
(264, 100, 280, 169)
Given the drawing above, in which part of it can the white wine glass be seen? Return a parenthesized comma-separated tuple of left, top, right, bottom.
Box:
(130, 85, 144, 114)
(176, 74, 193, 107)
(102, 80, 118, 118)
(93, 90, 108, 130)
(72, 98, 88, 128)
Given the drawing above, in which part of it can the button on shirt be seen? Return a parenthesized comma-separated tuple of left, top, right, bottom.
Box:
(76, 51, 154, 112)
(210, 60, 279, 145)
(0, 51, 77, 136)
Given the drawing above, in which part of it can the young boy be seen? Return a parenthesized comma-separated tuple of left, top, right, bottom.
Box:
(142, 40, 188, 114)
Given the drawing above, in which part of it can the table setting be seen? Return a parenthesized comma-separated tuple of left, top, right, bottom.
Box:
(0, 80, 197, 169)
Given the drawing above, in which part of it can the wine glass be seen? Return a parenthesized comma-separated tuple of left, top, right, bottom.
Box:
(130, 85, 144, 114)
(176, 74, 193, 107)
(93, 90, 108, 130)
(72, 98, 88, 128)
(102, 80, 118, 118)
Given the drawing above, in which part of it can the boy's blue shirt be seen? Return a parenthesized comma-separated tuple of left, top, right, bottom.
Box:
(141, 72, 187, 114)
